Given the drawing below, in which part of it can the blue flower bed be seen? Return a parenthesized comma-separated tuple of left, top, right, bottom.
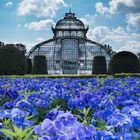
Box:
(0, 77, 140, 140)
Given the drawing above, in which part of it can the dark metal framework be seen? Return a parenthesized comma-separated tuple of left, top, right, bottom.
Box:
(27, 12, 114, 74)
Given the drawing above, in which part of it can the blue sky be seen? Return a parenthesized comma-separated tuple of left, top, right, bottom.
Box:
(0, 0, 140, 54)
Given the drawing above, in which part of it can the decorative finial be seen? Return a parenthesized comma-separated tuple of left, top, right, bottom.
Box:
(69, 2, 72, 13)
(69, 7, 71, 13)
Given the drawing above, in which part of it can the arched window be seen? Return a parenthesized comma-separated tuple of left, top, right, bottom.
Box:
(58, 31, 63, 37)
(61, 39, 79, 73)
(77, 31, 83, 37)
(62, 39, 79, 61)
(64, 31, 69, 36)
(71, 31, 76, 36)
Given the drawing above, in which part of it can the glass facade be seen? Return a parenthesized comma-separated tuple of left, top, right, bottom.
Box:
(28, 12, 114, 74)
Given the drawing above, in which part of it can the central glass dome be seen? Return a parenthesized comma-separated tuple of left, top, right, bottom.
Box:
(55, 12, 85, 29)
(52, 11, 88, 38)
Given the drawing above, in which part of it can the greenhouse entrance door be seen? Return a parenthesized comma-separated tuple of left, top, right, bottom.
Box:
(61, 39, 79, 74)
(62, 60, 79, 74)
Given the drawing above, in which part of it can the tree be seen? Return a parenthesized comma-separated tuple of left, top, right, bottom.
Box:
(15, 44, 27, 55)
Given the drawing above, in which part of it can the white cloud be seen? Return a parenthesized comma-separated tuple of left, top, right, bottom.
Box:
(18, 0, 67, 17)
(106, 27, 129, 42)
(80, 17, 89, 26)
(121, 41, 140, 53)
(87, 26, 129, 43)
(87, 26, 110, 42)
(126, 13, 140, 27)
(80, 14, 96, 26)
(36, 37, 46, 43)
(95, 0, 140, 28)
(95, 0, 135, 15)
(87, 25, 140, 53)
(95, 2, 110, 15)
(5, 1, 13, 7)
(131, 33, 140, 38)
(24, 19, 55, 31)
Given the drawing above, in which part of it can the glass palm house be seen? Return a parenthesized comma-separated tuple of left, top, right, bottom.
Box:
(27, 11, 114, 74)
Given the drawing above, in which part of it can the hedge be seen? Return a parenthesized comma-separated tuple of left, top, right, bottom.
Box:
(92, 56, 107, 74)
(32, 55, 48, 74)
(0, 44, 28, 75)
(108, 51, 140, 74)
(27, 58, 32, 74)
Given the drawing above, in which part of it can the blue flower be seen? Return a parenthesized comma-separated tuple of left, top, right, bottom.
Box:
(102, 109, 113, 120)
(3, 100, 16, 109)
(0, 122, 4, 137)
(122, 100, 135, 106)
(108, 113, 132, 129)
(40, 136, 49, 140)
(42, 118, 56, 135)
(16, 99, 37, 116)
(96, 130, 115, 140)
(27, 93, 40, 104)
(122, 105, 140, 117)
(11, 108, 29, 119)
(80, 124, 96, 137)
(75, 97, 87, 109)
(0, 123, 3, 129)
(34, 110, 96, 139)
(123, 133, 132, 140)
(132, 117, 140, 130)
(34, 125, 42, 136)
(68, 99, 76, 109)
(46, 109, 59, 121)
(10, 108, 32, 128)
(56, 111, 77, 126)
(0, 110, 10, 119)
(7, 88, 19, 99)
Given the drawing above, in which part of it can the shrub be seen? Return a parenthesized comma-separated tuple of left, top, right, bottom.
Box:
(108, 51, 140, 74)
(27, 58, 32, 74)
(0, 44, 28, 75)
(32, 55, 47, 74)
(92, 56, 107, 74)
(114, 73, 140, 78)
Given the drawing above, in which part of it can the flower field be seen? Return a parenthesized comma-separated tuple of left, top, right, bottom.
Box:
(0, 77, 140, 140)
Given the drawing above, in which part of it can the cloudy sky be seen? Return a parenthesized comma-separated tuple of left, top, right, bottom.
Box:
(0, 0, 140, 54)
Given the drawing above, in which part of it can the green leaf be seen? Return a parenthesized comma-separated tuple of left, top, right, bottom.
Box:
(25, 115, 34, 120)
(19, 126, 34, 139)
(13, 125, 21, 133)
(23, 128, 34, 140)
(3, 119, 11, 128)
(83, 107, 92, 117)
(1, 129, 16, 137)
(83, 119, 88, 125)
(74, 114, 83, 121)
(83, 108, 87, 116)
(19, 128, 29, 139)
